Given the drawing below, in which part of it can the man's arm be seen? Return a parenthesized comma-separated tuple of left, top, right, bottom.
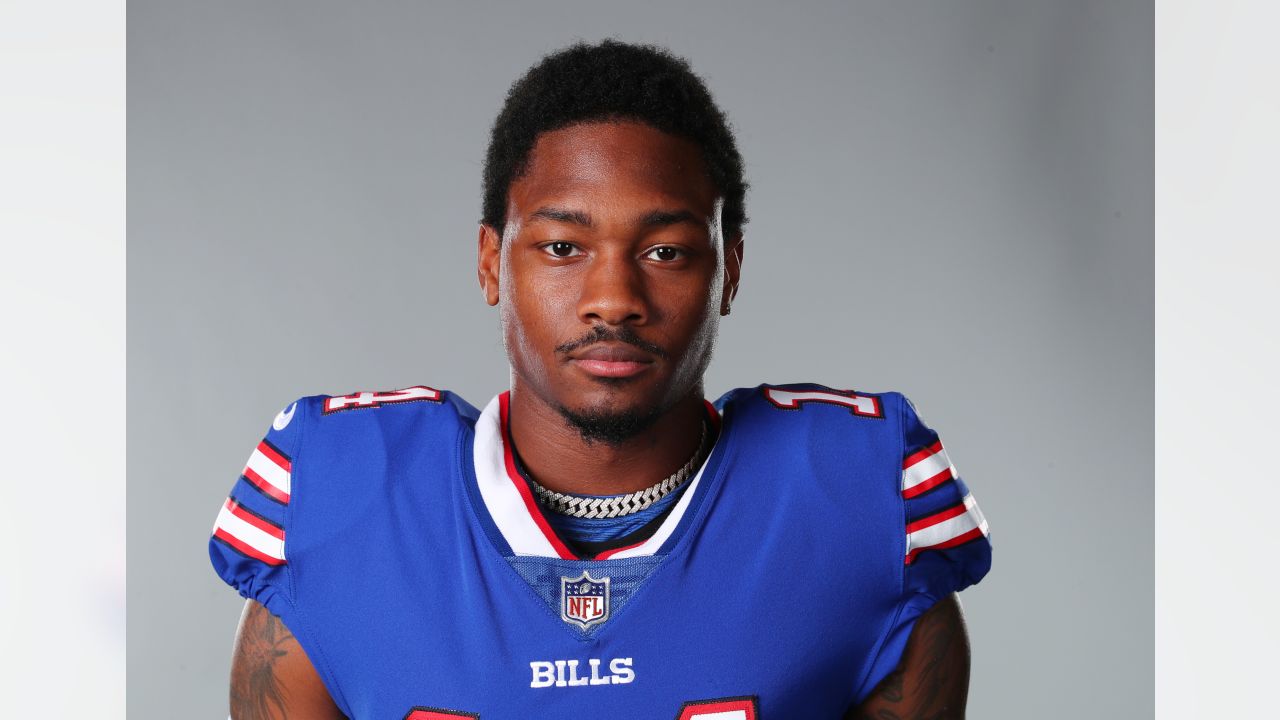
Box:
(848, 593, 971, 720)
(230, 599, 345, 720)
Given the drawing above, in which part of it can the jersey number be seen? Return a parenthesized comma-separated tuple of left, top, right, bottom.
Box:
(677, 696, 760, 719)
(404, 696, 758, 719)
(764, 387, 883, 418)
(404, 709, 478, 720)
(323, 385, 442, 414)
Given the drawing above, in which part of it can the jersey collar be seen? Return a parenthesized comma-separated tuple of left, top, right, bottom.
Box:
(469, 391, 723, 560)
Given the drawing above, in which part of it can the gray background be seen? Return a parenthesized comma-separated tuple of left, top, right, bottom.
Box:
(129, 1, 1151, 717)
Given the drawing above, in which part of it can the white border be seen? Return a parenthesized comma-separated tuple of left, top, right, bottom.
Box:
(11, 0, 1280, 714)
(473, 395, 562, 556)
(1156, 1, 1280, 717)
(0, 0, 125, 715)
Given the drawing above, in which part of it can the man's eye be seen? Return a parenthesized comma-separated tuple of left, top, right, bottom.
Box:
(542, 242, 581, 258)
(645, 246, 684, 262)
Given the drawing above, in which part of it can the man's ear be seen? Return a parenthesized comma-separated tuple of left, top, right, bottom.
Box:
(721, 233, 744, 316)
(477, 224, 502, 306)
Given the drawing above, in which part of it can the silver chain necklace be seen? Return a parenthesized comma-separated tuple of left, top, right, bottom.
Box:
(529, 420, 709, 519)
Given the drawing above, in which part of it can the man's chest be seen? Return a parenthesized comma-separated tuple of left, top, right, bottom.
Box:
(285, 392, 908, 718)
(301, 515, 901, 720)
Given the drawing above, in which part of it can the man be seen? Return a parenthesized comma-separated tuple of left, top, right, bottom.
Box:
(210, 40, 991, 719)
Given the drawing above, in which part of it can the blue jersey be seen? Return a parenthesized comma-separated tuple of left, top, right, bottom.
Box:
(210, 383, 991, 720)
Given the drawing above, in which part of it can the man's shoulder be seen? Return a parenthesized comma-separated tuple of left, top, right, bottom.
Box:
(709, 383, 918, 533)
(273, 384, 482, 465)
(715, 381, 907, 426)
(304, 384, 478, 419)
(713, 382, 912, 480)
(282, 384, 481, 433)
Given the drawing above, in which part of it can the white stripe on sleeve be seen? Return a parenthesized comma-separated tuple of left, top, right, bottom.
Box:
(245, 447, 291, 496)
(902, 446, 953, 493)
(905, 495, 989, 555)
(214, 503, 286, 562)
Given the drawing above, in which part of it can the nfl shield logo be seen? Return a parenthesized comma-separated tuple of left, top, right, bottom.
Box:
(560, 571, 610, 629)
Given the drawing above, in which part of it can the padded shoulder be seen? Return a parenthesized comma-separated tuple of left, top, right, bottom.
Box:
(208, 395, 310, 608)
(315, 385, 459, 416)
(853, 391, 993, 704)
(301, 385, 476, 467)
(896, 395, 991, 593)
(717, 384, 991, 587)
(208, 385, 477, 607)
(718, 382, 890, 422)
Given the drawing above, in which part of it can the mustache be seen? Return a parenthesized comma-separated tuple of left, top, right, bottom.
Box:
(556, 325, 669, 360)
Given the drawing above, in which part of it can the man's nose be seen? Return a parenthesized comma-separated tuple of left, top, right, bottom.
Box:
(577, 252, 648, 326)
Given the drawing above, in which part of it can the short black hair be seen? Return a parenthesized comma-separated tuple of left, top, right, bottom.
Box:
(482, 40, 748, 239)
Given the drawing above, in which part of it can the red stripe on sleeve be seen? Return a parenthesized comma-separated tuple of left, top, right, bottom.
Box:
(905, 500, 969, 534)
(213, 528, 286, 566)
(243, 467, 291, 504)
(225, 498, 285, 540)
(902, 467, 955, 499)
(904, 526, 986, 565)
(902, 440, 944, 469)
(257, 440, 292, 472)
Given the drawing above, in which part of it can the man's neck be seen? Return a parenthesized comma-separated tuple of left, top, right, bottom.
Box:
(506, 385, 708, 497)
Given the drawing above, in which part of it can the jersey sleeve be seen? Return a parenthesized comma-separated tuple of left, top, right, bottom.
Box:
(855, 393, 992, 704)
(898, 396, 991, 596)
(208, 398, 305, 610)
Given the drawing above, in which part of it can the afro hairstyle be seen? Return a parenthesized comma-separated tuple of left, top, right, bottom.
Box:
(481, 39, 748, 239)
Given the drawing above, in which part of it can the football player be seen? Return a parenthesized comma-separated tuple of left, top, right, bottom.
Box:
(211, 40, 991, 719)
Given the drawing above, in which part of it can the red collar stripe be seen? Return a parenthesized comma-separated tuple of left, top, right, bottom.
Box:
(498, 392, 578, 560)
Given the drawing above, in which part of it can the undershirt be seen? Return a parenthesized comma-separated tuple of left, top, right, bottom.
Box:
(541, 482, 688, 543)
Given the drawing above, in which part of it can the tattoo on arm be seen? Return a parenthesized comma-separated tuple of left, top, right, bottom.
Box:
(848, 593, 971, 720)
(231, 601, 296, 720)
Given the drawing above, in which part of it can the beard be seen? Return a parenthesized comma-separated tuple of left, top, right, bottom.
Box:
(555, 389, 665, 445)
(549, 325, 673, 444)
(539, 315, 718, 445)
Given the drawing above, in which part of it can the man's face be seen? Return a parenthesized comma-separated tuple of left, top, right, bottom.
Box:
(477, 121, 742, 441)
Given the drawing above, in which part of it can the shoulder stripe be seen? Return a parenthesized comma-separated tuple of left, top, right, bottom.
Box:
(243, 441, 291, 503)
(902, 440, 956, 499)
(224, 497, 284, 539)
(257, 438, 292, 471)
(212, 498, 285, 565)
(904, 494, 989, 565)
(903, 440, 942, 469)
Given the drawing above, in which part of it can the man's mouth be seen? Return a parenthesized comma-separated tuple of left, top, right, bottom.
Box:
(569, 342, 656, 378)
